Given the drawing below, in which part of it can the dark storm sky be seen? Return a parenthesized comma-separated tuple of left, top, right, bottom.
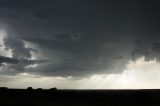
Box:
(0, 0, 160, 77)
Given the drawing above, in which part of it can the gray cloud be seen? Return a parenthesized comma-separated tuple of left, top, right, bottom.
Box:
(0, 0, 159, 77)
(0, 57, 46, 78)
(3, 36, 35, 60)
(0, 55, 46, 69)
(0, 55, 18, 65)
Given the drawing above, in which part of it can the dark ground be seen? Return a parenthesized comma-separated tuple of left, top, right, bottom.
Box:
(0, 88, 159, 106)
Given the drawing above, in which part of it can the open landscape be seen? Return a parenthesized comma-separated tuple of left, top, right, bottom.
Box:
(0, 1, 160, 106)
(0, 88, 159, 106)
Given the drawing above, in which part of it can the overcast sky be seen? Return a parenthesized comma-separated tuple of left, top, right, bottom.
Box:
(0, 0, 160, 89)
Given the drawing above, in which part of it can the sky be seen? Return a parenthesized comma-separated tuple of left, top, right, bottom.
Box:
(0, 0, 160, 89)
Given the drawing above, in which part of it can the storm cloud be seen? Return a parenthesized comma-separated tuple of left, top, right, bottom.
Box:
(0, 0, 160, 77)
(3, 36, 35, 60)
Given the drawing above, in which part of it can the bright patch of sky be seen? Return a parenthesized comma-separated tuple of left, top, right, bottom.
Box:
(1, 57, 160, 89)
(0, 30, 12, 58)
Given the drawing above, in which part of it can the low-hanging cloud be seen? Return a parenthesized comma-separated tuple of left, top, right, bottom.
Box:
(0, 55, 18, 65)
(0, 0, 159, 78)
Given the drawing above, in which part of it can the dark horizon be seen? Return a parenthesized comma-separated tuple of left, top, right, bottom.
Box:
(0, 87, 159, 105)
